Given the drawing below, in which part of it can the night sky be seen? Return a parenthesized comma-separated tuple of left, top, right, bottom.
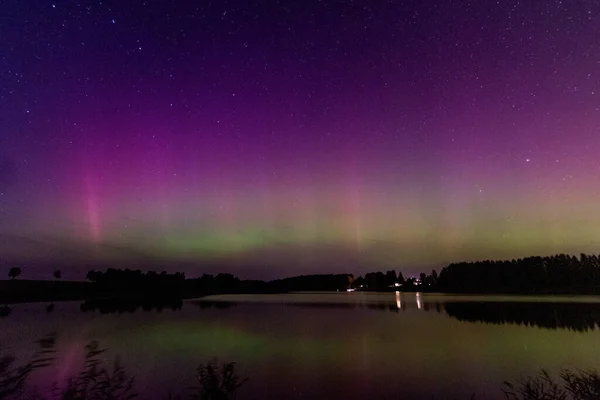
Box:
(1, 0, 599, 279)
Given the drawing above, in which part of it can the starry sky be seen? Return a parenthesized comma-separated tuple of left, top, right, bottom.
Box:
(1, 0, 599, 279)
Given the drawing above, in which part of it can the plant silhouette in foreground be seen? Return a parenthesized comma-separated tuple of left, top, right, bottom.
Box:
(52, 341, 137, 400)
(503, 368, 600, 400)
(0, 337, 247, 400)
(190, 360, 248, 400)
(0, 334, 56, 399)
(0, 337, 136, 400)
(8, 337, 600, 400)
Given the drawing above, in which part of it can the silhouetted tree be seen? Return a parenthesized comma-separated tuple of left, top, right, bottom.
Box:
(86, 270, 101, 282)
(8, 267, 20, 280)
(353, 275, 365, 288)
(53, 270, 62, 280)
(385, 270, 397, 287)
(347, 274, 355, 288)
(397, 271, 405, 284)
(364, 271, 386, 290)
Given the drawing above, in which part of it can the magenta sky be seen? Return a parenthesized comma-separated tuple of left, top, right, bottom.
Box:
(1, 1, 599, 278)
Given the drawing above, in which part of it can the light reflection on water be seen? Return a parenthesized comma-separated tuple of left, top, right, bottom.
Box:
(2, 293, 600, 399)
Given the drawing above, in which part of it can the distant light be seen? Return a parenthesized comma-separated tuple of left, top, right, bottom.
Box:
(346, 288, 355, 292)
(394, 282, 400, 287)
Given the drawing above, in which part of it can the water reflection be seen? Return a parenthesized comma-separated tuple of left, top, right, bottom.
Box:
(4, 293, 600, 332)
(443, 301, 600, 332)
(194, 294, 600, 332)
(80, 298, 183, 314)
(3, 293, 600, 400)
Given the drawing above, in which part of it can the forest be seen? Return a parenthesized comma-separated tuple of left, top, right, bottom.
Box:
(4, 252, 600, 306)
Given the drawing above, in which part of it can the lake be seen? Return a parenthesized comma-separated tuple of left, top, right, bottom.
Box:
(3, 292, 600, 399)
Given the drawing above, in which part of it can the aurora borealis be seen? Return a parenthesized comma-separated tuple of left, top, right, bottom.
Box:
(1, 1, 599, 278)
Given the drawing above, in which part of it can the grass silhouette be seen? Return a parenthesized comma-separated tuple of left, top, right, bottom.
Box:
(0, 337, 246, 400)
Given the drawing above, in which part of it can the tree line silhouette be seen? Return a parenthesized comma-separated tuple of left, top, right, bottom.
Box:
(351, 269, 438, 291)
(436, 253, 600, 294)
(351, 253, 600, 294)
(5, 252, 600, 305)
(85, 268, 186, 297)
(0, 268, 354, 305)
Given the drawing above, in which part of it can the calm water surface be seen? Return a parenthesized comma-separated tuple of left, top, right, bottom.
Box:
(3, 292, 600, 399)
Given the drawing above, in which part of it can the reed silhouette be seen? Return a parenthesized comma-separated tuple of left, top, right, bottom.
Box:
(0, 337, 247, 400)
(503, 369, 600, 400)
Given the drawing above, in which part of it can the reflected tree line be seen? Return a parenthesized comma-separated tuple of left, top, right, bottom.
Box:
(77, 296, 600, 332)
(80, 298, 184, 314)
(191, 296, 600, 333)
(442, 301, 600, 332)
(16, 288, 600, 333)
